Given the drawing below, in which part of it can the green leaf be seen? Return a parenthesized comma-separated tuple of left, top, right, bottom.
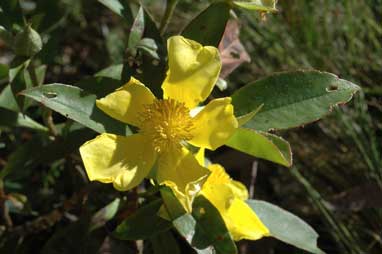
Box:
(75, 76, 123, 98)
(95, 64, 123, 80)
(247, 200, 325, 254)
(113, 199, 172, 240)
(1, 127, 94, 180)
(122, 8, 165, 97)
(233, 0, 278, 12)
(97, 0, 132, 21)
(0, 85, 19, 111)
(160, 186, 187, 220)
(137, 38, 160, 60)
(0, 63, 9, 80)
(20, 84, 131, 136)
(31, 0, 72, 33)
(0, 0, 24, 30)
(0, 26, 13, 45)
(237, 104, 263, 126)
(182, 2, 230, 46)
(90, 198, 120, 231)
(105, 27, 126, 64)
(0, 136, 44, 180)
(0, 107, 48, 132)
(226, 128, 292, 167)
(9, 58, 30, 111)
(128, 6, 145, 49)
(41, 216, 93, 254)
(34, 64, 47, 86)
(150, 231, 181, 254)
(172, 196, 237, 254)
(231, 71, 361, 131)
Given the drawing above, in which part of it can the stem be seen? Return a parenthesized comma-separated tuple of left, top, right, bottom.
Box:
(43, 108, 58, 137)
(28, 61, 39, 87)
(29, 60, 58, 137)
(0, 181, 12, 228)
(159, 0, 179, 36)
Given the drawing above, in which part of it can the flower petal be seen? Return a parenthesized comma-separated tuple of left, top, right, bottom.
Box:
(162, 36, 221, 108)
(226, 198, 270, 241)
(189, 98, 238, 150)
(229, 180, 249, 201)
(195, 147, 205, 166)
(157, 147, 209, 211)
(206, 164, 249, 200)
(96, 77, 155, 127)
(201, 182, 269, 241)
(201, 182, 234, 213)
(79, 133, 156, 191)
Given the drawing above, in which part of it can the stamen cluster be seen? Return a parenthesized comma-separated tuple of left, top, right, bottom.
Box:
(139, 99, 194, 153)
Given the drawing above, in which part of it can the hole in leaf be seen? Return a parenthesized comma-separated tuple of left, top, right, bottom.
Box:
(326, 84, 338, 92)
(43, 92, 57, 98)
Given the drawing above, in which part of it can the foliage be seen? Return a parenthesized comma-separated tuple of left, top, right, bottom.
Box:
(0, 0, 373, 253)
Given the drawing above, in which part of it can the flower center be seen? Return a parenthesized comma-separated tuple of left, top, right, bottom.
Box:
(139, 99, 194, 153)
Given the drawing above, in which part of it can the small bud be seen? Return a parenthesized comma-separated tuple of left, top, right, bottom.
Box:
(13, 25, 42, 57)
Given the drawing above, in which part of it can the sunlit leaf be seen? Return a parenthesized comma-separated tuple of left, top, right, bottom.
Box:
(226, 128, 292, 167)
(128, 6, 145, 49)
(233, 0, 278, 12)
(172, 196, 237, 254)
(20, 84, 131, 136)
(231, 71, 361, 131)
(97, 0, 132, 21)
(90, 198, 120, 231)
(247, 200, 325, 254)
(9, 58, 30, 111)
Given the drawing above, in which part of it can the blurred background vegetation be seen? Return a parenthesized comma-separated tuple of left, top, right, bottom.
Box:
(0, 0, 381, 253)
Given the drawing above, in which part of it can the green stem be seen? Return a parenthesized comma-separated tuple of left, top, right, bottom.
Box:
(29, 60, 58, 137)
(43, 108, 58, 137)
(159, 0, 179, 36)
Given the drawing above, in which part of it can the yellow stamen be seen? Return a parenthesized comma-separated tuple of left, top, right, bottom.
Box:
(139, 99, 194, 153)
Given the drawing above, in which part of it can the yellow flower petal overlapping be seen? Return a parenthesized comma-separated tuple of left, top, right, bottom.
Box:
(200, 164, 270, 241)
(79, 35, 238, 211)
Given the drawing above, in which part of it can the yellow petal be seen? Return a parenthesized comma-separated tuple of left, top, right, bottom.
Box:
(157, 147, 210, 211)
(189, 98, 238, 150)
(226, 198, 270, 241)
(206, 164, 249, 200)
(96, 77, 155, 127)
(162, 36, 221, 108)
(195, 147, 205, 166)
(79, 133, 156, 191)
(205, 164, 231, 185)
(201, 181, 234, 213)
(229, 180, 249, 201)
(201, 164, 267, 241)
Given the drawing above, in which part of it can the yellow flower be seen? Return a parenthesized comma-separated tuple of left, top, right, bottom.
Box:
(79, 36, 238, 210)
(200, 164, 270, 241)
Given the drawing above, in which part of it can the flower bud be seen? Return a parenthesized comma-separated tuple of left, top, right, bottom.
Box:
(13, 25, 42, 57)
